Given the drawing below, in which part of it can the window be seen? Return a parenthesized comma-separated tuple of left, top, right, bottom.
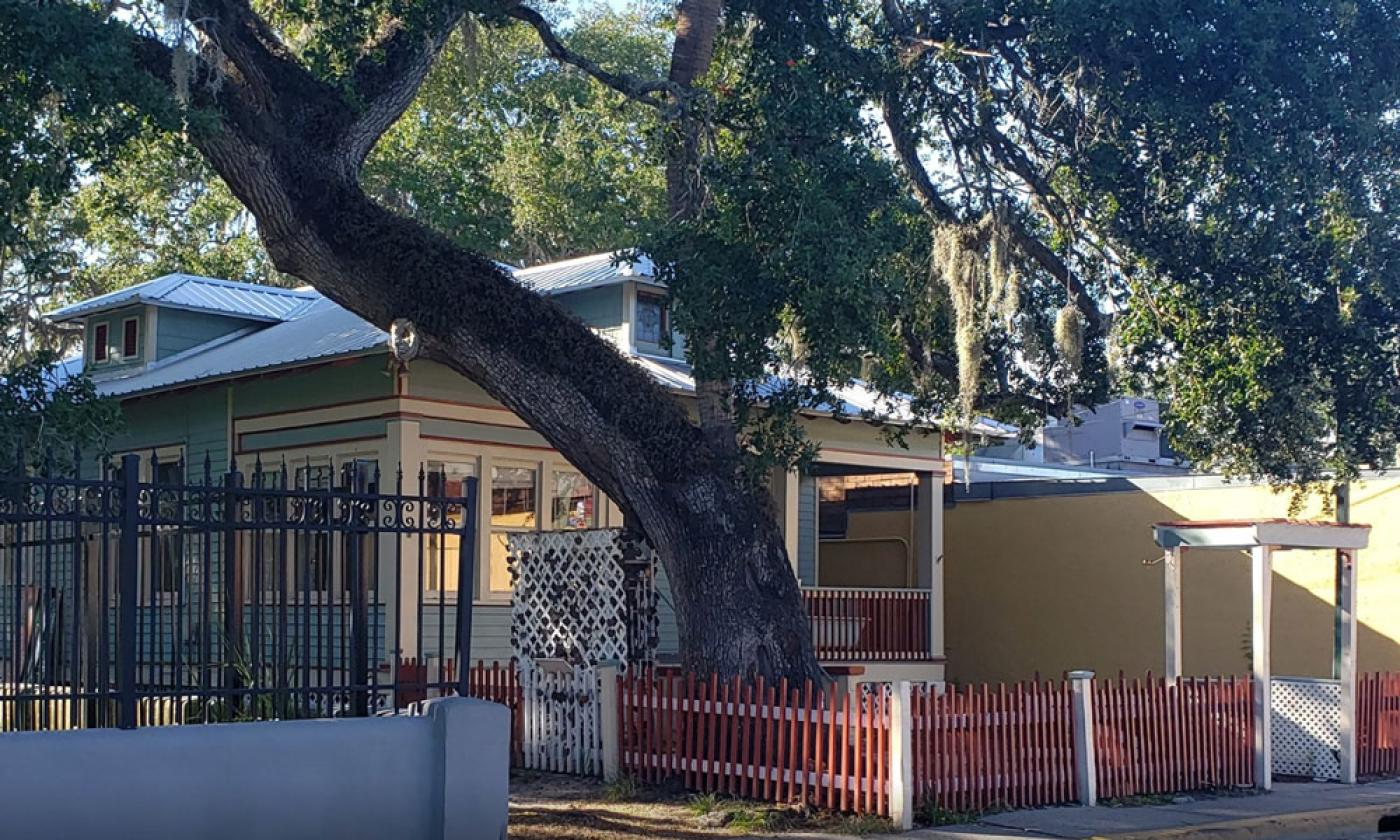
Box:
(424, 461, 475, 595)
(93, 323, 109, 363)
(489, 464, 537, 593)
(551, 470, 595, 530)
(635, 294, 666, 345)
(121, 317, 140, 359)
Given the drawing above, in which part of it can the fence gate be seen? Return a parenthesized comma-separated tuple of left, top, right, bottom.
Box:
(1272, 677, 1342, 781)
(0, 452, 477, 733)
(508, 529, 657, 776)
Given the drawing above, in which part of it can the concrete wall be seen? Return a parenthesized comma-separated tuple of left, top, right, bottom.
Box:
(0, 697, 508, 840)
(945, 475, 1400, 684)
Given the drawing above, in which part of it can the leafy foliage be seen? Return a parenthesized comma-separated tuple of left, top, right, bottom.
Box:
(874, 0, 1400, 484)
(0, 350, 121, 476)
(363, 6, 668, 265)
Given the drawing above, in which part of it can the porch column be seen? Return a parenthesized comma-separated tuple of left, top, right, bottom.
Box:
(386, 418, 425, 660)
(916, 471, 945, 662)
(1251, 544, 1273, 790)
(1338, 547, 1360, 784)
(771, 467, 801, 577)
(1163, 547, 1183, 681)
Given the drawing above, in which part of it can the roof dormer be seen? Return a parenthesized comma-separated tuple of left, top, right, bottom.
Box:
(47, 273, 318, 376)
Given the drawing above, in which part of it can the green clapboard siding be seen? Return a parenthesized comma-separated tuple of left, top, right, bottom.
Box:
(155, 309, 261, 359)
(420, 603, 514, 663)
(108, 387, 231, 473)
(232, 354, 394, 418)
(84, 305, 147, 373)
(554, 286, 624, 329)
(797, 474, 817, 586)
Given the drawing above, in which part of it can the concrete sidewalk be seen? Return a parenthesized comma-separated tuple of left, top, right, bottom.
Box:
(887, 781, 1400, 840)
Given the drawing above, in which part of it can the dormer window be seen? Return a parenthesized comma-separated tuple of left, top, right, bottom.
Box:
(636, 293, 667, 346)
(93, 323, 109, 363)
(122, 317, 140, 359)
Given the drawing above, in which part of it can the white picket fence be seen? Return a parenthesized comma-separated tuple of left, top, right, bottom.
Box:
(519, 666, 602, 776)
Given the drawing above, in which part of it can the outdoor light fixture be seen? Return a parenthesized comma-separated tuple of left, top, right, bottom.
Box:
(389, 317, 420, 364)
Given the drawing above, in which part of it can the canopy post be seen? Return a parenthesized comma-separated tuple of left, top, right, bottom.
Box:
(1338, 547, 1359, 784)
(1251, 544, 1273, 790)
(1163, 547, 1183, 681)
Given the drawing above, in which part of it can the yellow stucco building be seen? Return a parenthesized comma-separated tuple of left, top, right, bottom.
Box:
(940, 473, 1400, 684)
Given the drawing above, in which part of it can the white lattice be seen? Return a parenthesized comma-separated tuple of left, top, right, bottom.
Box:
(1272, 677, 1341, 780)
(507, 529, 658, 777)
(507, 528, 658, 669)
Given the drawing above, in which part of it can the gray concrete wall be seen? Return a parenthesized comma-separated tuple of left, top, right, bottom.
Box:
(0, 697, 508, 840)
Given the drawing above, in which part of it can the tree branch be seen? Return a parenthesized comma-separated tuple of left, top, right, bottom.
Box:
(505, 3, 684, 114)
(880, 91, 958, 223)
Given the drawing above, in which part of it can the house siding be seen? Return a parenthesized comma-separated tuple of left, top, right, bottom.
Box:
(232, 355, 393, 420)
(85, 304, 148, 373)
(155, 310, 261, 360)
(797, 475, 818, 586)
(554, 286, 624, 330)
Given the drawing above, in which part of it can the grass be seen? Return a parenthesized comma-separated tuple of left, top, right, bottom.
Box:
(600, 775, 640, 803)
(685, 791, 893, 835)
(916, 800, 1003, 827)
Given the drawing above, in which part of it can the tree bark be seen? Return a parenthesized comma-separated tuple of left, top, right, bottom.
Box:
(150, 0, 824, 683)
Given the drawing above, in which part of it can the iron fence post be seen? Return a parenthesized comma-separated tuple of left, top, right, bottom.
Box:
(455, 476, 479, 698)
(223, 468, 244, 717)
(349, 520, 368, 717)
(117, 453, 139, 730)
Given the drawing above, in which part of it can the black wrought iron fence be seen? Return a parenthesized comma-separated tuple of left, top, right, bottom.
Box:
(0, 451, 477, 732)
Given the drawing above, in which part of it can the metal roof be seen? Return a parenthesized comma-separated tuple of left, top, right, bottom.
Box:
(46, 274, 318, 323)
(84, 297, 386, 398)
(513, 252, 659, 295)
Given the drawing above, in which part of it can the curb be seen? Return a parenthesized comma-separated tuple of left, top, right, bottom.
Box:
(1095, 802, 1400, 840)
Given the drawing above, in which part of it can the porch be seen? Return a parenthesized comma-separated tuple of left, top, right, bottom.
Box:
(788, 461, 945, 676)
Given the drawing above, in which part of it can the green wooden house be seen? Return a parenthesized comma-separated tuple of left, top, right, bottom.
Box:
(45, 254, 951, 683)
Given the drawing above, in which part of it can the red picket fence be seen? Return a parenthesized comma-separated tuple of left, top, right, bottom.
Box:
(618, 671, 891, 816)
(1359, 672, 1400, 778)
(911, 681, 1077, 814)
(1094, 675, 1253, 799)
(803, 587, 932, 661)
(397, 658, 524, 766)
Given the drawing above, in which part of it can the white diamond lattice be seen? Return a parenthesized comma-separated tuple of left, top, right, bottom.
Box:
(1271, 677, 1342, 781)
(507, 529, 659, 777)
(507, 528, 658, 669)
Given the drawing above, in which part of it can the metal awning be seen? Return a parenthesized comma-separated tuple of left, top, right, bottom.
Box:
(1153, 518, 1371, 551)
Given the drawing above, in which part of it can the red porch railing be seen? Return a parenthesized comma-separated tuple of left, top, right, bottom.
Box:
(802, 587, 932, 661)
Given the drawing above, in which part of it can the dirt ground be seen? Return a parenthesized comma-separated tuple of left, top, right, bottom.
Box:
(507, 772, 891, 840)
(509, 773, 739, 840)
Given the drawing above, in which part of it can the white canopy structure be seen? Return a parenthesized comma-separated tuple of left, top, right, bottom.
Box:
(1153, 519, 1371, 788)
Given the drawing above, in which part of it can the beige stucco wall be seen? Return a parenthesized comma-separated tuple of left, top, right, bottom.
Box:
(944, 476, 1400, 684)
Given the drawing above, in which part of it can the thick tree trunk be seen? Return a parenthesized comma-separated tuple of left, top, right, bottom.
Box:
(195, 128, 824, 681)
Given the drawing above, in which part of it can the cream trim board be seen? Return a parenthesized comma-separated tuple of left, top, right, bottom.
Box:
(145, 305, 159, 361)
(234, 396, 532, 437)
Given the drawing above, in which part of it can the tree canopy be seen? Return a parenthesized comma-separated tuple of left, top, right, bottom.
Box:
(1, 0, 1397, 676)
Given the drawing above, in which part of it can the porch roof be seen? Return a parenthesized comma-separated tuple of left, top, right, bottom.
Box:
(1152, 518, 1371, 551)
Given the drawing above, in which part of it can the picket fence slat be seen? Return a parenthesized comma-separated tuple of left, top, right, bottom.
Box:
(1092, 675, 1253, 799)
(1359, 672, 1400, 778)
(617, 672, 892, 817)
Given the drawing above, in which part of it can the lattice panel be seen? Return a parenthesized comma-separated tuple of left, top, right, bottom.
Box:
(1272, 677, 1341, 780)
(507, 529, 657, 670)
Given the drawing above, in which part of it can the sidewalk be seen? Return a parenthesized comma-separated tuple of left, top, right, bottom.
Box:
(885, 781, 1400, 840)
